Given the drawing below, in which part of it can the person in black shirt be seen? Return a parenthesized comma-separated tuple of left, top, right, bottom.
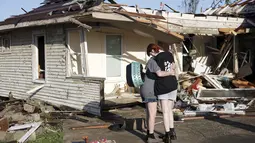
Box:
(141, 44, 175, 143)
(147, 44, 178, 143)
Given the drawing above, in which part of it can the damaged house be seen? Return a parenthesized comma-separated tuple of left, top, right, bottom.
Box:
(171, 0, 255, 106)
(0, 0, 184, 116)
(0, 0, 254, 116)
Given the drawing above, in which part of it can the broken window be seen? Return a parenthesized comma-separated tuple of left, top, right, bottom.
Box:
(67, 29, 87, 77)
(32, 34, 46, 82)
(38, 36, 46, 79)
(0, 34, 11, 53)
(106, 35, 122, 77)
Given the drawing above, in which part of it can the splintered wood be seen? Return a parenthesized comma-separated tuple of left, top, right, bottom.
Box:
(0, 117, 9, 131)
(232, 79, 255, 88)
(214, 36, 233, 73)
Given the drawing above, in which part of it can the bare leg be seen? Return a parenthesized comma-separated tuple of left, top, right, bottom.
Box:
(168, 100, 174, 128)
(146, 102, 157, 134)
(160, 99, 170, 132)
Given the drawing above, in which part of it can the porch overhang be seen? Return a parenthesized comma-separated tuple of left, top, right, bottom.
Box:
(90, 12, 184, 44)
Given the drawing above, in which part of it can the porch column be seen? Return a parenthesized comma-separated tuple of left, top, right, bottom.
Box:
(233, 35, 239, 74)
(172, 43, 183, 74)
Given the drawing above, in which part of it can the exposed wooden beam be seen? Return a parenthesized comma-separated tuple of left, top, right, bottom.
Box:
(21, 8, 28, 13)
(233, 35, 239, 74)
(239, 0, 251, 6)
(247, 19, 255, 27)
(218, 28, 246, 34)
(92, 12, 133, 22)
(230, 0, 243, 7)
(106, 3, 128, 7)
(135, 18, 184, 40)
(164, 4, 179, 13)
(69, 18, 92, 30)
(152, 22, 184, 40)
(116, 11, 165, 20)
(0, 12, 93, 31)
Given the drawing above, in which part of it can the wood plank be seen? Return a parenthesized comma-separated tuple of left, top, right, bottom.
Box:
(92, 12, 133, 22)
(18, 122, 42, 143)
(233, 35, 239, 74)
(206, 46, 220, 52)
(0, 12, 92, 31)
(247, 19, 255, 27)
(116, 11, 165, 19)
(150, 21, 184, 40)
(106, 3, 128, 7)
(26, 84, 45, 95)
(215, 42, 233, 72)
(69, 18, 92, 30)
(218, 28, 246, 34)
(203, 75, 224, 89)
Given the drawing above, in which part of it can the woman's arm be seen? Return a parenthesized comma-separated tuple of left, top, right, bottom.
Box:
(147, 58, 176, 77)
(155, 63, 176, 77)
(156, 70, 175, 77)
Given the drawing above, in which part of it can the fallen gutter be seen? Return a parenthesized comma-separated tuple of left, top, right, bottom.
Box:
(26, 84, 45, 95)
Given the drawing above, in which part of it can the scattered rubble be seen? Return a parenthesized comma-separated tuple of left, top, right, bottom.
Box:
(175, 34, 255, 118)
(0, 117, 8, 131)
(23, 104, 36, 113)
(0, 97, 65, 143)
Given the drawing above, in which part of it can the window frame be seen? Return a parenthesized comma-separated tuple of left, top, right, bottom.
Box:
(66, 28, 88, 78)
(104, 34, 123, 80)
(32, 31, 47, 84)
(0, 34, 11, 54)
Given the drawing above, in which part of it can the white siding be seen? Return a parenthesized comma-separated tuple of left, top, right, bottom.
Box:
(0, 25, 104, 116)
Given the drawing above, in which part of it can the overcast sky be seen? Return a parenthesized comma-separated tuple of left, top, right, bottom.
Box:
(0, 0, 214, 21)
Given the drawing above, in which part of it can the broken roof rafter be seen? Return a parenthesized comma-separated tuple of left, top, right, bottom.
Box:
(0, 12, 93, 31)
(204, 0, 255, 17)
(69, 17, 92, 30)
(42, 0, 117, 5)
(112, 9, 184, 40)
(0, 0, 122, 26)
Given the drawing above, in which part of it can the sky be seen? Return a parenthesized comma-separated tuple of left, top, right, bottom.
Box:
(0, 0, 215, 21)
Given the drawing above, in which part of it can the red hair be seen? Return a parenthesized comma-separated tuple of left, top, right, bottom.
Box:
(147, 44, 160, 56)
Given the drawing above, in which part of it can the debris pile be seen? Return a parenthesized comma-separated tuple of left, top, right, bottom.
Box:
(0, 96, 121, 143)
(175, 56, 255, 118)
(0, 97, 66, 143)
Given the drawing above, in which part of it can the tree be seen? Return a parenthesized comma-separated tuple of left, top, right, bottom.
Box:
(211, 0, 236, 8)
(182, 0, 200, 13)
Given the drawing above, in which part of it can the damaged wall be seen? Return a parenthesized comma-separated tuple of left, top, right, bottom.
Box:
(0, 25, 104, 116)
(192, 35, 217, 66)
(183, 35, 218, 74)
(238, 33, 255, 82)
(86, 28, 155, 94)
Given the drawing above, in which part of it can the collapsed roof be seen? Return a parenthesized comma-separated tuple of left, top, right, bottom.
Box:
(0, 0, 254, 43)
(204, 0, 255, 17)
(0, 0, 185, 44)
(0, 0, 106, 26)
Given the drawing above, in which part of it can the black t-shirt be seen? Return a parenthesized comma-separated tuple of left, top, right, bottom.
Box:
(154, 52, 178, 95)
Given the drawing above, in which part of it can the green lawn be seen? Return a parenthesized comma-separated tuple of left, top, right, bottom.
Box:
(28, 131, 63, 143)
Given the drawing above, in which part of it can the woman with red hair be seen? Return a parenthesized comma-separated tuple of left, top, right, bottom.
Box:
(140, 43, 177, 143)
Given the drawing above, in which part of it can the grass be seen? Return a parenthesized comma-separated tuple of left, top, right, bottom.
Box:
(27, 131, 63, 143)
(0, 129, 63, 143)
(28, 122, 64, 143)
